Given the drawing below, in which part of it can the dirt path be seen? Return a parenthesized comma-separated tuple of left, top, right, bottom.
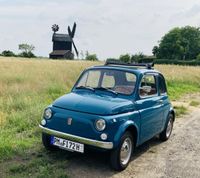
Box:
(66, 98, 200, 178)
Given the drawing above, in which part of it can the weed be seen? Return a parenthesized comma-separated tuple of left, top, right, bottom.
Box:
(190, 101, 200, 107)
(174, 106, 188, 117)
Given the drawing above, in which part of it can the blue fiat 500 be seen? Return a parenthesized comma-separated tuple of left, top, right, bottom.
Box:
(39, 60, 175, 171)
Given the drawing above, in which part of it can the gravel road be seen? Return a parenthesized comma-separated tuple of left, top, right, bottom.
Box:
(66, 106, 200, 178)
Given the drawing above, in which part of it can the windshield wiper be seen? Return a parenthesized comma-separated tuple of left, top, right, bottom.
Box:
(94, 87, 118, 95)
(75, 86, 95, 92)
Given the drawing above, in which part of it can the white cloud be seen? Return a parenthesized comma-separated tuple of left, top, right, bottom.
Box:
(0, 0, 200, 59)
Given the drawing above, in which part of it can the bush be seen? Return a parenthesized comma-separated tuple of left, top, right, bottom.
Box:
(19, 52, 36, 58)
(106, 58, 118, 61)
(131, 52, 145, 63)
(119, 54, 131, 63)
(85, 54, 98, 61)
(137, 56, 156, 63)
(1, 50, 16, 57)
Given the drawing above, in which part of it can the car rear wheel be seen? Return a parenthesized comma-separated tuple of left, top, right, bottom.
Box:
(110, 131, 134, 171)
(159, 114, 174, 141)
(42, 133, 57, 151)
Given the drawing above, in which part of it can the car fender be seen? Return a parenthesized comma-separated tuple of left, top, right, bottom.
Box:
(113, 120, 139, 148)
(169, 106, 175, 120)
(164, 106, 175, 128)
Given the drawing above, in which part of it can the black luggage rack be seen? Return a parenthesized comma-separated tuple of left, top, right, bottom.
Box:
(105, 59, 154, 69)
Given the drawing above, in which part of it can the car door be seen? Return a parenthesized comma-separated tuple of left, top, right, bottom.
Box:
(158, 74, 171, 131)
(135, 73, 164, 144)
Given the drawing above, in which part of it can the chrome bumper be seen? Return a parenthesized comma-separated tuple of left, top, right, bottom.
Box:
(39, 125, 113, 149)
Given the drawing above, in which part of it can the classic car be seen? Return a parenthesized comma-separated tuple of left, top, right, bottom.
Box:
(39, 60, 175, 171)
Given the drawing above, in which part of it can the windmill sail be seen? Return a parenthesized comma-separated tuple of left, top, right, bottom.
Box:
(71, 23, 76, 38)
(68, 25, 79, 57)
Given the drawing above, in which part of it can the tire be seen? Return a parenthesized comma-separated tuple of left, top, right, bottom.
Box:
(110, 131, 134, 171)
(42, 133, 57, 151)
(159, 114, 174, 141)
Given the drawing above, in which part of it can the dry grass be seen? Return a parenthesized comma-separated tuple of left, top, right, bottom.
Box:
(0, 57, 100, 95)
(1, 58, 199, 97)
(0, 111, 6, 126)
(157, 64, 200, 83)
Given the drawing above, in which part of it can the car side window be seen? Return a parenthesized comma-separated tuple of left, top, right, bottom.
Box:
(158, 75, 167, 94)
(140, 74, 157, 97)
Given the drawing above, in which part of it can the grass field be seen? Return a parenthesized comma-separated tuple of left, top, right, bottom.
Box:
(0, 57, 200, 177)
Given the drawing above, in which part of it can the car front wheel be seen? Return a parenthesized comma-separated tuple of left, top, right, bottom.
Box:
(110, 131, 134, 171)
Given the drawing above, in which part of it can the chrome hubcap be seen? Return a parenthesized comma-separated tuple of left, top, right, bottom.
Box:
(166, 119, 173, 138)
(120, 138, 132, 165)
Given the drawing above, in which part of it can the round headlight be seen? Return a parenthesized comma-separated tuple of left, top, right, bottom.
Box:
(95, 119, 106, 131)
(43, 108, 52, 119)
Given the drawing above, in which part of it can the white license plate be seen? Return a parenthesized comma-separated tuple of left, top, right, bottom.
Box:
(51, 136, 84, 153)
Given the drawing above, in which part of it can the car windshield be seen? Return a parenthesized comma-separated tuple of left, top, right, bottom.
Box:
(75, 69, 137, 95)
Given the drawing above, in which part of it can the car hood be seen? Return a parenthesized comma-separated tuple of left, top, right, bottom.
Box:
(52, 92, 135, 115)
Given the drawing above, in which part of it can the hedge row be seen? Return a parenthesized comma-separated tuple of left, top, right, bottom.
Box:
(138, 58, 200, 66)
(154, 59, 200, 66)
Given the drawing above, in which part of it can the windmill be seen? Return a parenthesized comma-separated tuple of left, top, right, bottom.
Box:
(49, 22, 79, 59)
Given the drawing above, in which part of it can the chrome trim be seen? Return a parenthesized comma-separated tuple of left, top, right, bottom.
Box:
(39, 125, 113, 149)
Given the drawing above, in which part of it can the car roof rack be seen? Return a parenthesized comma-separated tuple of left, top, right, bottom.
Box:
(104, 59, 154, 69)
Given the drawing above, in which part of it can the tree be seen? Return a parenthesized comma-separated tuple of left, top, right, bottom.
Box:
(196, 53, 200, 61)
(152, 46, 159, 57)
(19, 44, 35, 53)
(154, 26, 200, 60)
(19, 44, 36, 58)
(119, 54, 131, 63)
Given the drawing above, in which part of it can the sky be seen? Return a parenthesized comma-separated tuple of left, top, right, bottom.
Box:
(1, 0, 200, 59)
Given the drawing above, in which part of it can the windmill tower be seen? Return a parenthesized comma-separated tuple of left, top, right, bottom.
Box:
(49, 23, 78, 59)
